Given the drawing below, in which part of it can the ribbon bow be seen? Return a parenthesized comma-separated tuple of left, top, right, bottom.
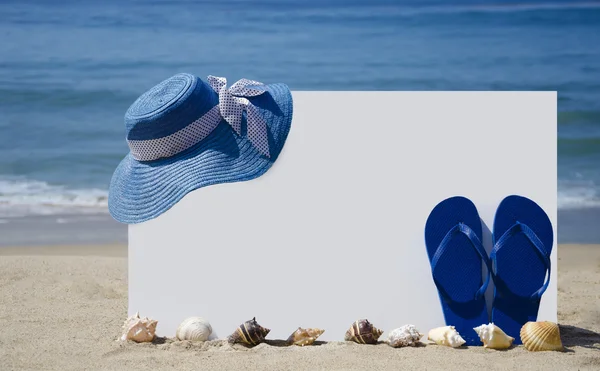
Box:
(208, 75, 271, 157)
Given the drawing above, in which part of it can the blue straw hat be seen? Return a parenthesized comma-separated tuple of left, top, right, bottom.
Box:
(108, 73, 293, 224)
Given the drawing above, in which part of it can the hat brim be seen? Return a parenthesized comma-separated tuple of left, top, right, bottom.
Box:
(108, 83, 293, 224)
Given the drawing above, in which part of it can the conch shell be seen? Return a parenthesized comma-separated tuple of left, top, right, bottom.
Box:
(473, 323, 514, 349)
(520, 321, 564, 352)
(286, 327, 325, 346)
(176, 317, 212, 341)
(227, 317, 270, 346)
(427, 326, 466, 348)
(120, 312, 157, 343)
(344, 319, 383, 344)
(387, 324, 423, 347)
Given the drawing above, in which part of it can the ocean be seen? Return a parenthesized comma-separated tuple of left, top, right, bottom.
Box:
(1, 0, 599, 245)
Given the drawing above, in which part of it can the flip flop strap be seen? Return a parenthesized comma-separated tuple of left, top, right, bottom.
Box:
(431, 222, 492, 302)
(492, 221, 551, 301)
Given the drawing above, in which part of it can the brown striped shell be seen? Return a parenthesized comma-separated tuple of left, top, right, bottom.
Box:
(227, 317, 270, 346)
(520, 321, 564, 352)
(344, 319, 383, 344)
(286, 327, 325, 346)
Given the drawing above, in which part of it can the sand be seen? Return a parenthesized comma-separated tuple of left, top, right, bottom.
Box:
(0, 244, 599, 371)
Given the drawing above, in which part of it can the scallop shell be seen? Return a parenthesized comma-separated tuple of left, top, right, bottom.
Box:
(176, 317, 212, 341)
(120, 312, 157, 343)
(344, 319, 383, 344)
(520, 321, 564, 352)
(473, 323, 514, 349)
(227, 317, 270, 346)
(387, 324, 423, 347)
(286, 327, 325, 346)
(427, 326, 466, 348)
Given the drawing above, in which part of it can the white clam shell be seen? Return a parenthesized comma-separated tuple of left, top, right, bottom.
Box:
(427, 326, 466, 348)
(120, 311, 157, 343)
(176, 317, 213, 341)
(387, 325, 423, 347)
(473, 323, 514, 349)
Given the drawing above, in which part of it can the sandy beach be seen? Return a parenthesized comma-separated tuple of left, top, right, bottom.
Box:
(0, 244, 598, 371)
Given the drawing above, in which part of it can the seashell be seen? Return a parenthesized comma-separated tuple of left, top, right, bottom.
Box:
(286, 327, 325, 346)
(176, 317, 212, 342)
(427, 326, 466, 348)
(473, 323, 514, 349)
(227, 317, 270, 346)
(120, 311, 157, 343)
(387, 324, 423, 348)
(520, 321, 564, 352)
(344, 319, 383, 344)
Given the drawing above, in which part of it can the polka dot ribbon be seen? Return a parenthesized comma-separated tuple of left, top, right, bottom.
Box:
(207, 76, 270, 158)
(127, 76, 271, 162)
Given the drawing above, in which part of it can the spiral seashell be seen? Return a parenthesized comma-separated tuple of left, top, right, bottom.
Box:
(176, 317, 212, 342)
(427, 326, 466, 348)
(344, 319, 383, 344)
(227, 317, 270, 346)
(473, 323, 514, 349)
(387, 324, 423, 348)
(120, 311, 157, 343)
(520, 321, 564, 352)
(286, 327, 325, 346)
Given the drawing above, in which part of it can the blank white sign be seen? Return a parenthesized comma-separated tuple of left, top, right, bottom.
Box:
(129, 92, 557, 342)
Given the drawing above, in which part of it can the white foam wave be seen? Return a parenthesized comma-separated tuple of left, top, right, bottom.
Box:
(558, 179, 600, 210)
(0, 178, 108, 218)
(1, 176, 598, 217)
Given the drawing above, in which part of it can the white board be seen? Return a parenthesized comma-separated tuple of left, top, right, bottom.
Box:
(128, 92, 557, 342)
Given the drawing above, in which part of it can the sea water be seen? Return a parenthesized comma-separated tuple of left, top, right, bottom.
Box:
(1, 0, 599, 244)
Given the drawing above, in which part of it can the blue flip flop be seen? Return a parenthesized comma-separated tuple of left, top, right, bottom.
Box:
(491, 195, 553, 344)
(425, 196, 492, 346)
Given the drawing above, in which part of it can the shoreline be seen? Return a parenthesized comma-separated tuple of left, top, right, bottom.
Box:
(0, 243, 127, 257)
(0, 243, 596, 256)
(0, 207, 598, 248)
(0, 213, 127, 247)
